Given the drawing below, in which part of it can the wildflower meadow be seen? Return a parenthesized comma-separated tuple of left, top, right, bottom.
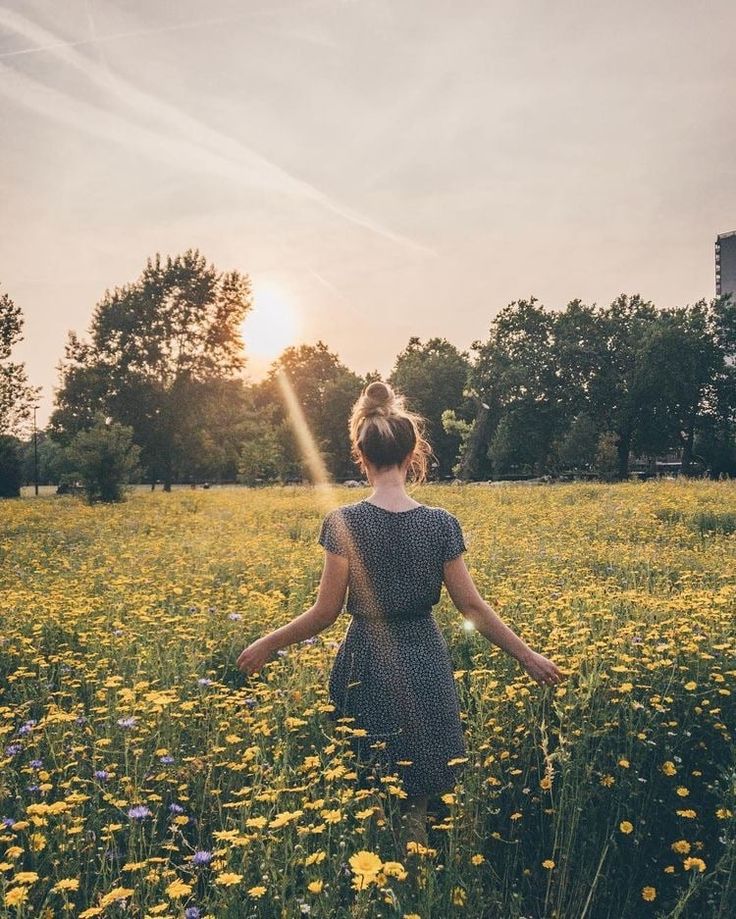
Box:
(0, 480, 734, 918)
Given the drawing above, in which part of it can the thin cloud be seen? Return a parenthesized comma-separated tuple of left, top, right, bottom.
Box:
(0, 6, 433, 254)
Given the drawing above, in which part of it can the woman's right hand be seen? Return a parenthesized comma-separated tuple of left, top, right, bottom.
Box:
(519, 650, 565, 687)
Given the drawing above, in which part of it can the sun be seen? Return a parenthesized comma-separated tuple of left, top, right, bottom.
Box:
(243, 280, 301, 361)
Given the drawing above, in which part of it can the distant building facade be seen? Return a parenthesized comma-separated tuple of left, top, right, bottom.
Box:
(715, 230, 736, 298)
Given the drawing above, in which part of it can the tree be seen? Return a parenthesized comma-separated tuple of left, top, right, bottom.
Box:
(0, 435, 22, 498)
(0, 285, 38, 436)
(252, 341, 365, 481)
(388, 337, 471, 478)
(66, 415, 141, 503)
(50, 250, 253, 489)
(463, 298, 560, 479)
(237, 411, 282, 485)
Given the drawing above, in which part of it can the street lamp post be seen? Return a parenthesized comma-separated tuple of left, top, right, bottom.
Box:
(33, 405, 39, 496)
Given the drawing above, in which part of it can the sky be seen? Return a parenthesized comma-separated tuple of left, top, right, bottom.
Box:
(1, 0, 735, 426)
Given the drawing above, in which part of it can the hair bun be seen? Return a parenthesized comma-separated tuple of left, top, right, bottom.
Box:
(363, 381, 394, 413)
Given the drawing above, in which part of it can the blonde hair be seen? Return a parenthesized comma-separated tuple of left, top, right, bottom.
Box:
(348, 381, 434, 484)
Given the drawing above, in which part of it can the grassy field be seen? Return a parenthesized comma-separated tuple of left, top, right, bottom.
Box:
(0, 481, 734, 918)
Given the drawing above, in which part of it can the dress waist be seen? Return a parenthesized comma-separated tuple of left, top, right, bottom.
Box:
(351, 605, 433, 623)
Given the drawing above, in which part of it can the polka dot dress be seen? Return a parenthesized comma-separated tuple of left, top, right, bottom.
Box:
(318, 499, 469, 797)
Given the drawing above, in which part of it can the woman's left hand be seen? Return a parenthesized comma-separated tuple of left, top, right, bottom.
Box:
(236, 638, 273, 676)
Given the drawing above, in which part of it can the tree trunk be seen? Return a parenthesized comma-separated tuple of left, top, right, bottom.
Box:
(459, 402, 492, 481)
(616, 428, 631, 480)
(680, 405, 697, 476)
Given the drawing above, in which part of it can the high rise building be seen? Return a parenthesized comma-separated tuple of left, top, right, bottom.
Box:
(715, 231, 736, 298)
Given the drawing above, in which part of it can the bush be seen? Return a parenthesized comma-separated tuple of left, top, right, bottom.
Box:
(66, 415, 141, 503)
(0, 435, 22, 497)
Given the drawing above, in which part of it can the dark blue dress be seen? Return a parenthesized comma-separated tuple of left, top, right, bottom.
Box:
(318, 499, 468, 797)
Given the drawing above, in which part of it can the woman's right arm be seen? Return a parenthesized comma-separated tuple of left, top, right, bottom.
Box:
(443, 555, 565, 687)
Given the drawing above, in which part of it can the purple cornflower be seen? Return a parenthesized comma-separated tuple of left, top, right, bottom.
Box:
(160, 755, 175, 765)
(29, 759, 43, 769)
(19, 720, 37, 736)
(185, 908, 202, 919)
(168, 802, 184, 814)
(127, 805, 152, 821)
(94, 770, 110, 781)
(245, 697, 257, 709)
(197, 677, 212, 686)
(191, 850, 213, 867)
(5, 744, 21, 756)
(2, 817, 15, 827)
(228, 613, 242, 621)
(117, 716, 137, 729)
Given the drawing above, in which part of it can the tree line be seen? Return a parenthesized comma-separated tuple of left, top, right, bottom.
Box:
(1, 248, 735, 500)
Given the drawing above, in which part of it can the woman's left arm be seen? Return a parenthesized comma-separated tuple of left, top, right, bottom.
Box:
(236, 550, 349, 675)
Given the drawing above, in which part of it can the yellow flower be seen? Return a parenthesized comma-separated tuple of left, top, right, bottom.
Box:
(542, 859, 555, 869)
(53, 878, 80, 893)
(13, 871, 40, 885)
(452, 886, 467, 905)
(641, 886, 656, 901)
(619, 821, 634, 834)
(248, 885, 267, 897)
(683, 857, 706, 872)
(307, 879, 323, 893)
(305, 851, 326, 866)
(245, 816, 267, 829)
(99, 887, 135, 909)
(349, 850, 383, 876)
(405, 840, 434, 856)
(661, 761, 677, 776)
(382, 861, 408, 880)
(600, 774, 615, 787)
(165, 879, 192, 899)
(684, 681, 697, 690)
(539, 775, 552, 790)
(671, 840, 691, 854)
(471, 853, 485, 865)
(214, 872, 243, 887)
(676, 786, 690, 797)
(321, 809, 342, 824)
(4, 887, 29, 907)
(716, 807, 732, 819)
(676, 809, 697, 819)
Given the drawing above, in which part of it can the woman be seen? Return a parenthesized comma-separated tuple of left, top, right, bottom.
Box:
(237, 381, 564, 852)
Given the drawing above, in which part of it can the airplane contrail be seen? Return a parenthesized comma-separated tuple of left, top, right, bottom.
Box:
(0, 6, 434, 255)
(0, 8, 293, 59)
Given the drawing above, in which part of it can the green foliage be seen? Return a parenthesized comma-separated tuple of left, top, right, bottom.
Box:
(66, 415, 141, 503)
(0, 434, 22, 497)
(50, 250, 253, 489)
(388, 336, 472, 478)
(594, 431, 620, 482)
(0, 285, 39, 437)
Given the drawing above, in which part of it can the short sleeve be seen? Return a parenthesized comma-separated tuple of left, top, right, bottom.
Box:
(443, 512, 467, 562)
(317, 509, 350, 557)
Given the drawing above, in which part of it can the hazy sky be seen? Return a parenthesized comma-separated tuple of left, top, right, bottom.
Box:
(2, 0, 735, 425)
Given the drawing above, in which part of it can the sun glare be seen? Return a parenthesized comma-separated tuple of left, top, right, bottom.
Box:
(243, 280, 301, 360)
